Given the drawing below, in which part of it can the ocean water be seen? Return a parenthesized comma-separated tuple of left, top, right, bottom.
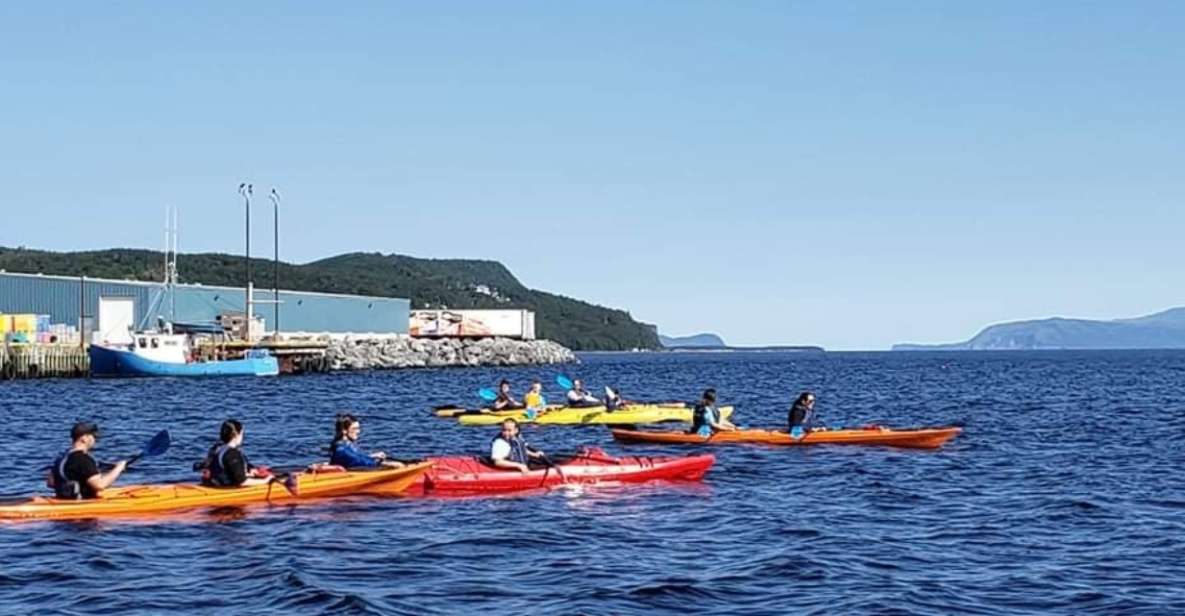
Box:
(1, 351, 1184, 615)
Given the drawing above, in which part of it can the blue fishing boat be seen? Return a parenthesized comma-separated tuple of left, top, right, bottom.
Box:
(87, 207, 280, 378)
(88, 332, 278, 378)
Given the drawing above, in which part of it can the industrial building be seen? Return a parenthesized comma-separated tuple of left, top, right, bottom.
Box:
(0, 271, 410, 341)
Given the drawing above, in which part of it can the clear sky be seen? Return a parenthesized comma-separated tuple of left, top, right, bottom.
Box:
(2, 2, 1182, 349)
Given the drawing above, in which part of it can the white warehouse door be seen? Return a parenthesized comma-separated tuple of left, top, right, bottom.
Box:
(97, 296, 136, 345)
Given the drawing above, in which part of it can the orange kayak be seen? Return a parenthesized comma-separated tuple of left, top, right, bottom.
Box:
(0, 462, 433, 522)
(611, 426, 962, 449)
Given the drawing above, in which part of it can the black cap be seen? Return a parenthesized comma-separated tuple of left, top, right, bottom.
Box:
(71, 421, 100, 441)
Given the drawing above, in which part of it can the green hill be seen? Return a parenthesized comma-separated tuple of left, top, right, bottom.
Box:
(0, 247, 660, 351)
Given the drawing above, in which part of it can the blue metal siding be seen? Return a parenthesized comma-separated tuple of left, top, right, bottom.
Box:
(0, 273, 409, 334)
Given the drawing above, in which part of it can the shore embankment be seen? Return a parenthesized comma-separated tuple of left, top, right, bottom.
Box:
(1, 336, 576, 379)
(312, 335, 577, 371)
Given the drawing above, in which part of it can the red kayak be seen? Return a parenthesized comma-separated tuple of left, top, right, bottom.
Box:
(407, 447, 715, 496)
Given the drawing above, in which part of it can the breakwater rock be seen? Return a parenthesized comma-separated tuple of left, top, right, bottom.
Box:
(322, 336, 577, 371)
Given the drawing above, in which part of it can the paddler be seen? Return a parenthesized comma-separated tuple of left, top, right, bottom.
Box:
(604, 386, 628, 411)
(490, 418, 547, 473)
(196, 419, 272, 487)
(523, 380, 548, 420)
(565, 378, 602, 408)
(492, 379, 524, 411)
(689, 388, 736, 437)
(46, 421, 128, 499)
(329, 414, 405, 469)
(787, 391, 821, 438)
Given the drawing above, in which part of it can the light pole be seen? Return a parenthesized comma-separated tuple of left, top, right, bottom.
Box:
(269, 188, 280, 333)
(239, 182, 253, 326)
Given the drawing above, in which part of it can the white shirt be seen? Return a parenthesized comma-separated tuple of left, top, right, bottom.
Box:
(490, 438, 511, 460)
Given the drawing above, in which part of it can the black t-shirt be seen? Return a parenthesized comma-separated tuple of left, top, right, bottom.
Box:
(62, 451, 100, 499)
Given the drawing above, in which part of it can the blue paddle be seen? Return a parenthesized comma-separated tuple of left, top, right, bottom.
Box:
(555, 375, 574, 390)
(127, 430, 172, 465)
(478, 388, 498, 402)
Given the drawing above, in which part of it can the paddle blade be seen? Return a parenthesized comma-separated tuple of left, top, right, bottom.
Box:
(555, 374, 574, 390)
(140, 430, 172, 459)
(478, 388, 498, 402)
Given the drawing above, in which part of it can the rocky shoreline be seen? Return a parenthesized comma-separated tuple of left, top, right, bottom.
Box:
(310, 335, 577, 371)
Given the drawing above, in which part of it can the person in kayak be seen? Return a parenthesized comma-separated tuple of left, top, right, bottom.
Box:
(689, 388, 737, 437)
(566, 378, 602, 408)
(197, 419, 271, 487)
(490, 418, 547, 473)
(492, 379, 524, 411)
(46, 421, 128, 500)
(604, 386, 628, 411)
(523, 380, 548, 420)
(329, 414, 405, 469)
(787, 391, 821, 438)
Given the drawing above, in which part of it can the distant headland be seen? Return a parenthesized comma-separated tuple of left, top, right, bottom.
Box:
(893, 307, 1185, 351)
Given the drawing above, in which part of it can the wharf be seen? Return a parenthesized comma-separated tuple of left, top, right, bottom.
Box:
(0, 344, 89, 379)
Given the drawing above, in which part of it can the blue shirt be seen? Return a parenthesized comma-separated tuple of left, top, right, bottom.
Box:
(330, 440, 379, 468)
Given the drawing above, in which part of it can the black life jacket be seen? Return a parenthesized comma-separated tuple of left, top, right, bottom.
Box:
(50, 451, 89, 500)
(491, 435, 529, 464)
(202, 444, 242, 487)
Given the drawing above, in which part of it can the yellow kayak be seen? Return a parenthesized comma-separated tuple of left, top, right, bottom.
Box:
(456, 405, 735, 426)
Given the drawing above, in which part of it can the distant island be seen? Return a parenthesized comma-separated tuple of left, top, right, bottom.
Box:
(893, 307, 1185, 350)
(660, 333, 726, 348)
(659, 332, 822, 353)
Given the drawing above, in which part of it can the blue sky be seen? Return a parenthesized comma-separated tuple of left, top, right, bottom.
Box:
(1, 2, 1182, 349)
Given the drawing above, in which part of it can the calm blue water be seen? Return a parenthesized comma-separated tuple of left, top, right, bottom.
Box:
(2, 351, 1184, 615)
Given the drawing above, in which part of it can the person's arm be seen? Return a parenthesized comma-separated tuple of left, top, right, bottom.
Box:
(82, 456, 127, 495)
(492, 458, 529, 472)
(707, 411, 736, 432)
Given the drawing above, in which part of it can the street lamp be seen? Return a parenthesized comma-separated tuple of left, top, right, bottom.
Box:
(269, 188, 280, 332)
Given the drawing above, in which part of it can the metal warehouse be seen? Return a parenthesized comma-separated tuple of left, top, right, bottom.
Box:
(0, 271, 409, 336)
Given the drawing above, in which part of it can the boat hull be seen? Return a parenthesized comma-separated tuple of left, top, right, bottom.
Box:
(407, 448, 715, 495)
(88, 344, 279, 377)
(455, 405, 735, 426)
(611, 426, 962, 449)
(0, 462, 433, 521)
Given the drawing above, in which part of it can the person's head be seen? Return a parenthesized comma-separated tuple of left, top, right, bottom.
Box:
(530, 380, 542, 394)
(499, 379, 511, 394)
(702, 388, 717, 404)
(219, 419, 244, 447)
(500, 418, 520, 439)
(335, 413, 361, 443)
(70, 421, 100, 450)
(795, 391, 816, 407)
(573, 379, 583, 391)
